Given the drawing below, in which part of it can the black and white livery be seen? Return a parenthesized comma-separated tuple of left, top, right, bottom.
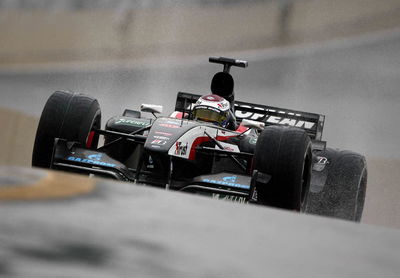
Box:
(32, 57, 367, 221)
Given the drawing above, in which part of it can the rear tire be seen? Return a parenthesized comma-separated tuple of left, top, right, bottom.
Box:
(253, 126, 312, 211)
(32, 91, 101, 168)
(306, 150, 367, 221)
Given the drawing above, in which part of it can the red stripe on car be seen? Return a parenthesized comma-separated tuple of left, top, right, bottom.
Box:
(86, 131, 95, 148)
(188, 134, 235, 160)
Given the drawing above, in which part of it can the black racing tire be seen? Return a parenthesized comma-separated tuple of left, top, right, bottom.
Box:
(307, 150, 367, 222)
(32, 91, 101, 168)
(253, 126, 312, 211)
(355, 166, 367, 222)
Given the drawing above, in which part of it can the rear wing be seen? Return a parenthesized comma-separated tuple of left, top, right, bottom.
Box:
(175, 92, 325, 142)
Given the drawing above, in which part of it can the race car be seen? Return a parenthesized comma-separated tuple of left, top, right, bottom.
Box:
(32, 57, 367, 221)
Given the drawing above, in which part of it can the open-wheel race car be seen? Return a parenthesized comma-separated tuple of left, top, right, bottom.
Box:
(32, 57, 367, 221)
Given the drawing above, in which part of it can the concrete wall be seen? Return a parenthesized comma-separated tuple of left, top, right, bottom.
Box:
(290, 0, 400, 40)
(1, 0, 400, 65)
(0, 3, 279, 64)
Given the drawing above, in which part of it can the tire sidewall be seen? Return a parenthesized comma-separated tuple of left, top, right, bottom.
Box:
(32, 91, 101, 168)
(306, 149, 367, 221)
(254, 126, 312, 211)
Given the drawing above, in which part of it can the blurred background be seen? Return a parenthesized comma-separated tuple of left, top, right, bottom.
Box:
(1, 0, 400, 228)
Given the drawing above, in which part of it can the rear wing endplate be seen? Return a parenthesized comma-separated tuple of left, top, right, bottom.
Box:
(175, 92, 325, 141)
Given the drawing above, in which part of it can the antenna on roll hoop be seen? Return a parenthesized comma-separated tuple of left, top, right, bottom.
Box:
(209, 57, 248, 109)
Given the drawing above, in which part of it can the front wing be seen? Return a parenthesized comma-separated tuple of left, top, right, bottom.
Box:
(50, 138, 264, 203)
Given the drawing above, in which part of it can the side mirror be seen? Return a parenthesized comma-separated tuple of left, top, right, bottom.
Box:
(241, 119, 265, 130)
(140, 104, 163, 114)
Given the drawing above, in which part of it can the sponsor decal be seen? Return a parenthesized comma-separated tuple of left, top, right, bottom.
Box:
(212, 193, 247, 204)
(220, 102, 229, 109)
(115, 118, 149, 127)
(216, 102, 229, 109)
(153, 136, 170, 141)
(215, 142, 240, 152)
(265, 116, 314, 129)
(151, 139, 167, 145)
(170, 111, 188, 119)
(313, 156, 329, 171)
(202, 176, 250, 189)
(249, 137, 257, 145)
(235, 105, 315, 130)
(175, 142, 188, 155)
(202, 94, 225, 103)
(67, 153, 116, 167)
(195, 105, 221, 113)
(155, 131, 173, 136)
(159, 123, 180, 129)
(223, 176, 236, 182)
(165, 120, 182, 125)
(147, 156, 154, 169)
(88, 153, 102, 160)
(317, 156, 328, 164)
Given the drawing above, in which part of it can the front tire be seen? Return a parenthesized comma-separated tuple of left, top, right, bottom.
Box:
(253, 126, 312, 211)
(32, 91, 101, 168)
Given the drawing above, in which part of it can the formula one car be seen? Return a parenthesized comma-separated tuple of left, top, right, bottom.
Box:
(32, 57, 367, 221)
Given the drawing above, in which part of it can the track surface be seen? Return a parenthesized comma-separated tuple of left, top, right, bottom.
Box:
(1, 29, 400, 228)
(1, 30, 400, 158)
(1, 167, 400, 277)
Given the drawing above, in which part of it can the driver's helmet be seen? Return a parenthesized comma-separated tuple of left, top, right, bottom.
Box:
(192, 94, 231, 127)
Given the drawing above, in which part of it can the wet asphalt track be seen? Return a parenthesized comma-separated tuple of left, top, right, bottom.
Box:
(1, 167, 400, 277)
(1, 30, 400, 159)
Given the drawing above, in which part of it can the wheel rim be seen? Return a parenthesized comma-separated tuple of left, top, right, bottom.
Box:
(85, 113, 101, 149)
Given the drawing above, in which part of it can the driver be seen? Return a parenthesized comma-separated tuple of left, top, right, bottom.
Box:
(192, 94, 236, 130)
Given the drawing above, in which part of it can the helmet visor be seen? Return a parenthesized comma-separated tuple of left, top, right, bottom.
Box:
(193, 108, 228, 125)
